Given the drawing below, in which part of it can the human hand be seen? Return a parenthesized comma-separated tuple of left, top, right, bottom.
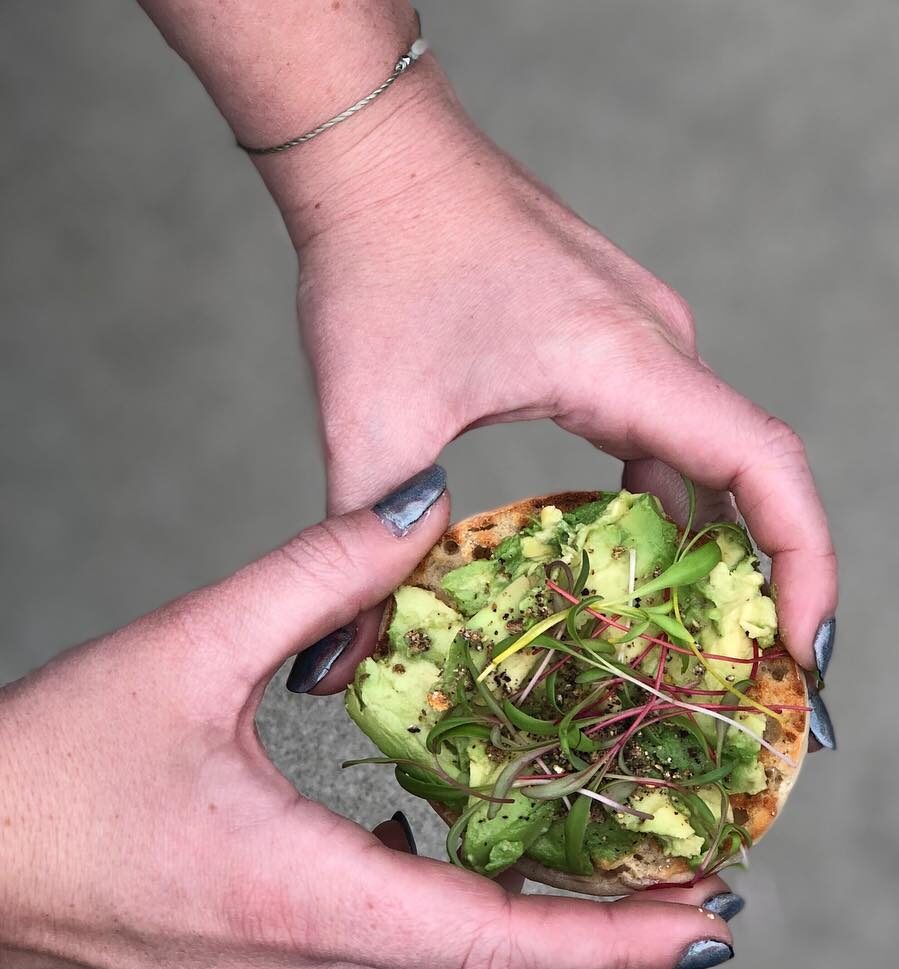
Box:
(0, 469, 737, 969)
(280, 71, 836, 680)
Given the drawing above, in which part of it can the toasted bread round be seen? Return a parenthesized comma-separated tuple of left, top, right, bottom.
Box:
(380, 492, 809, 895)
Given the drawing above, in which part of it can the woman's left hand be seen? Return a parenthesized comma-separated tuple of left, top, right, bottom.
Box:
(0, 473, 734, 969)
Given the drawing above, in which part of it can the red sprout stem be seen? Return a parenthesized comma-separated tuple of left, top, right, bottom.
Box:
(581, 704, 650, 734)
(538, 655, 571, 683)
(599, 648, 668, 766)
(629, 638, 658, 669)
(750, 637, 761, 681)
(585, 700, 807, 741)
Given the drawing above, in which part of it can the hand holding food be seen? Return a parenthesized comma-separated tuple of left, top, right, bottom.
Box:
(0, 472, 739, 969)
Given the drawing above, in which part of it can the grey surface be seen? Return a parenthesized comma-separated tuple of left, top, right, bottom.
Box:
(1, 1, 896, 966)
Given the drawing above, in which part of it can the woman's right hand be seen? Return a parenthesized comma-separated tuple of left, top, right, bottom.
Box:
(0, 470, 735, 969)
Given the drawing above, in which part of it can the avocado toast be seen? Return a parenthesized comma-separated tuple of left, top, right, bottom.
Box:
(346, 489, 809, 894)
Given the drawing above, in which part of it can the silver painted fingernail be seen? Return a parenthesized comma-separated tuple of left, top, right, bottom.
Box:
(391, 810, 418, 854)
(372, 465, 447, 537)
(701, 892, 745, 922)
(675, 940, 734, 969)
(813, 616, 836, 680)
(285, 624, 356, 693)
(808, 683, 837, 750)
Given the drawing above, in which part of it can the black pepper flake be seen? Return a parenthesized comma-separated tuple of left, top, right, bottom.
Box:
(404, 629, 432, 653)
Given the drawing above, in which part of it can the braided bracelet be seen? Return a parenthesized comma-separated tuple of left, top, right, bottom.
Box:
(238, 21, 428, 155)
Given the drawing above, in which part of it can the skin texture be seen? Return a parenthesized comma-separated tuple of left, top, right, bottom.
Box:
(0, 496, 734, 969)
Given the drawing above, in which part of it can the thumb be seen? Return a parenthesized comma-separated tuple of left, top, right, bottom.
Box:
(174, 465, 449, 693)
(327, 434, 445, 516)
(316, 847, 733, 969)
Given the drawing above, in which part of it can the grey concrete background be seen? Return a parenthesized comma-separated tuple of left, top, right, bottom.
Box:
(1, 1, 896, 966)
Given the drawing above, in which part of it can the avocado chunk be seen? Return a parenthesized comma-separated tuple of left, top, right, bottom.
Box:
(387, 586, 463, 663)
(441, 560, 508, 616)
(466, 575, 533, 645)
(722, 712, 767, 795)
(494, 505, 565, 579)
(727, 760, 767, 796)
(616, 786, 727, 860)
(346, 654, 452, 770)
(462, 793, 556, 875)
(559, 491, 679, 661)
(567, 492, 678, 601)
(687, 531, 778, 691)
(458, 742, 556, 875)
(345, 587, 463, 774)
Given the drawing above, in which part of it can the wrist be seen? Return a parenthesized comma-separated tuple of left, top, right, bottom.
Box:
(140, 1, 481, 248)
(262, 59, 484, 249)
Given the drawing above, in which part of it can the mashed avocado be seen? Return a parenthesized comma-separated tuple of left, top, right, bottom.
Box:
(386, 586, 462, 662)
(346, 489, 778, 879)
(690, 532, 777, 689)
(616, 787, 729, 859)
(441, 560, 507, 616)
(722, 712, 768, 794)
(461, 744, 556, 873)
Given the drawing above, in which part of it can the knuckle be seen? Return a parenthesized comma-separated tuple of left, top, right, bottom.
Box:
(760, 416, 807, 464)
(660, 283, 696, 331)
(284, 518, 360, 590)
(653, 283, 697, 353)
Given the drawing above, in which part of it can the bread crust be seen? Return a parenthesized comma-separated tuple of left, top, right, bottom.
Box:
(377, 492, 809, 895)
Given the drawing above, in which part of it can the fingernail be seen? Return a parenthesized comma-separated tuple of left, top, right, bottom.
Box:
(391, 810, 418, 854)
(808, 683, 837, 750)
(675, 940, 734, 969)
(373, 465, 447, 537)
(285, 624, 356, 694)
(813, 616, 836, 680)
(700, 892, 745, 922)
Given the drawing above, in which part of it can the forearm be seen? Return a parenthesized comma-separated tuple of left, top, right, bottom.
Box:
(137, 0, 476, 244)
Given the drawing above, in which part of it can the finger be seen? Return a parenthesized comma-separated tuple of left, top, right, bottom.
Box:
(564, 357, 837, 670)
(325, 415, 446, 516)
(305, 601, 385, 695)
(305, 847, 733, 969)
(169, 465, 449, 693)
(622, 459, 738, 528)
